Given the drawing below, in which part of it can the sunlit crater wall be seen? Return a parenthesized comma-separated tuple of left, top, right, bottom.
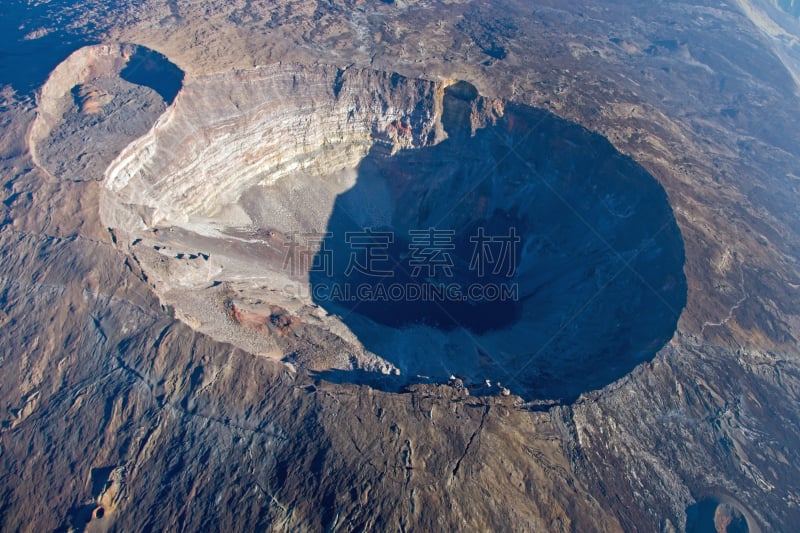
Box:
(103, 64, 450, 230)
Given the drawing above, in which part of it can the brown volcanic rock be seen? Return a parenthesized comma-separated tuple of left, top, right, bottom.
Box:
(0, 226, 623, 531)
(0, 0, 799, 532)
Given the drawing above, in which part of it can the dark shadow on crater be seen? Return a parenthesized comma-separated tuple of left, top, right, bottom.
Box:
(0, 0, 183, 101)
(311, 82, 687, 403)
(120, 46, 184, 105)
(33, 44, 186, 183)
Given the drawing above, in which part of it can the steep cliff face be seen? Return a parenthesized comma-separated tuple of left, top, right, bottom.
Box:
(103, 64, 445, 223)
(99, 64, 454, 366)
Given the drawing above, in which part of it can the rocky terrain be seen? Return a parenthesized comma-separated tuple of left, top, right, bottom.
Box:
(1, 0, 799, 532)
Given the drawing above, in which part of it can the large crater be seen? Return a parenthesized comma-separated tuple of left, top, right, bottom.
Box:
(99, 62, 687, 402)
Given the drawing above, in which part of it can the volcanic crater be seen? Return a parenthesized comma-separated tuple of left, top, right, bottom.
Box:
(35, 46, 687, 402)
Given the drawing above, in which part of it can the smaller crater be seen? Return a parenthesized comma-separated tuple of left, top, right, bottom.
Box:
(30, 43, 184, 182)
(687, 497, 754, 533)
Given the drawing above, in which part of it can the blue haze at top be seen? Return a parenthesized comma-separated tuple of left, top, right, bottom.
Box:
(0, 0, 98, 94)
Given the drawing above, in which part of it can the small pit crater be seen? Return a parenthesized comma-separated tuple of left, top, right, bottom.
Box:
(687, 496, 755, 533)
(30, 43, 184, 182)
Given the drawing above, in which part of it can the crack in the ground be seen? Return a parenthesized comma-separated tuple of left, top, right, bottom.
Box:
(452, 404, 489, 477)
(700, 264, 748, 337)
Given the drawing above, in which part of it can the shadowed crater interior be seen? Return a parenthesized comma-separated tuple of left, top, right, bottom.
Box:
(119, 46, 183, 105)
(311, 82, 687, 401)
(686, 495, 753, 533)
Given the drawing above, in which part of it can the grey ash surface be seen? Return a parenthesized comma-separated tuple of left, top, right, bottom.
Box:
(37, 77, 165, 182)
